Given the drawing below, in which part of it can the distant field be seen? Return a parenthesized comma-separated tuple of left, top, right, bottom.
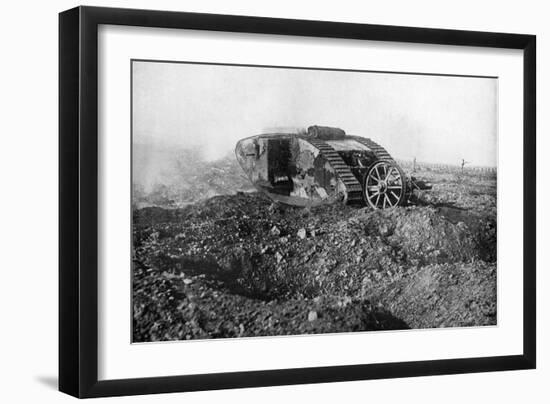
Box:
(397, 159, 497, 174)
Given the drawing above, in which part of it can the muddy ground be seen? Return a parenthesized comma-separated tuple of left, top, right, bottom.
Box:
(132, 165, 497, 342)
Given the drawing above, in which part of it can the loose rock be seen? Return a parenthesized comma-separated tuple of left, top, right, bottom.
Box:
(270, 226, 281, 236)
(308, 310, 318, 322)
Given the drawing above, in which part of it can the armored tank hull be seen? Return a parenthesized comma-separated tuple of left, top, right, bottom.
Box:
(235, 125, 411, 209)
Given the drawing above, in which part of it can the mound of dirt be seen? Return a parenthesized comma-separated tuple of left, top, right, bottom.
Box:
(133, 183, 497, 341)
(364, 262, 496, 329)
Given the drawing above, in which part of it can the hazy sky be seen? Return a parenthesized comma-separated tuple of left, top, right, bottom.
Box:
(133, 61, 497, 166)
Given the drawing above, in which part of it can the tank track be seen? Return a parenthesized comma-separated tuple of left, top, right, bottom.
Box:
(350, 136, 396, 163)
(304, 138, 363, 203)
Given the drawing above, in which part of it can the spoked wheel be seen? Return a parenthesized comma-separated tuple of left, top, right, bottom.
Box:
(363, 161, 406, 209)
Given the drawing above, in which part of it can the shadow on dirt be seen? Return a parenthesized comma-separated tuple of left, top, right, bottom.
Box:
(141, 254, 412, 332)
(178, 256, 277, 300)
(176, 257, 412, 332)
(408, 195, 484, 227)
(363, 309, 410, 331)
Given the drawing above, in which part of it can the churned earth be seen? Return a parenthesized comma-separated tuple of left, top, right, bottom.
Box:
(132, 165, 497, 342)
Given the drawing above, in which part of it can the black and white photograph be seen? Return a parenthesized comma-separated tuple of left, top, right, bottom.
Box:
(131, 60, 498, 342)
(1, 0, 545, 401)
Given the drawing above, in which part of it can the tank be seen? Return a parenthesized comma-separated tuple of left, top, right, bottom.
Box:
(235, 125, 428, 209)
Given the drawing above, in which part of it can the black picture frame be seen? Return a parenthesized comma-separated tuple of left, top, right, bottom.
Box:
(59, 5, 536, 398)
